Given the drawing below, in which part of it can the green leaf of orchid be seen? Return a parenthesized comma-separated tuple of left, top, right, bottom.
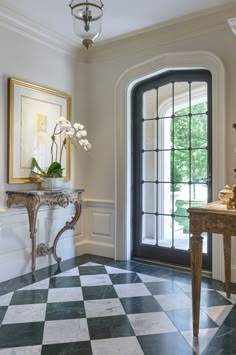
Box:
(31, 157, 47, 176)
(46, 162, 63, 177)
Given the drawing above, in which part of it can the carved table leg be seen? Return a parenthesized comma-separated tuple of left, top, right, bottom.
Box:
(190, 233, 203, 337)
(26, 197, 40, 272)
(51, 200, 82, 266)
(223, 233, 231, 298)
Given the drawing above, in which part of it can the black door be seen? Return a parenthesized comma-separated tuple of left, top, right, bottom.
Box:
(132, 69, 212, 270)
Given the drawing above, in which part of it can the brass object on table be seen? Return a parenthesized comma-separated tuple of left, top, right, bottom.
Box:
(227, 185, 236, 209)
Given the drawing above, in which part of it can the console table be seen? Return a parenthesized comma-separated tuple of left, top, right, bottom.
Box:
(188, 201, 236, 337)
(6, 189, 83, 272)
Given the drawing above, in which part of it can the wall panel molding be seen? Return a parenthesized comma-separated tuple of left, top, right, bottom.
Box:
(0, 199, 115, 281)
(82, 199, 115, 259)
(0, 204, 83, 282)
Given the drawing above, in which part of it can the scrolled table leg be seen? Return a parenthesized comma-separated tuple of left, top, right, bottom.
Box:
(52, 201, 82, 266)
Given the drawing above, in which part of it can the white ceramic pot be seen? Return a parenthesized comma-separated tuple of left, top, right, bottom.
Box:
(41, 177, 64, 190)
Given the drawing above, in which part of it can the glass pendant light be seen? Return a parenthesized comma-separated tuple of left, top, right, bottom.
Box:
(69, 0, 104, 49)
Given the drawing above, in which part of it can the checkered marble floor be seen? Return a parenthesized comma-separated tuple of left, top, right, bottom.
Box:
(0, 262, 235, 355)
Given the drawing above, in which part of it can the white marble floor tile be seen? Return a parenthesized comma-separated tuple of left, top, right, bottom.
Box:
(181, 328, 218, 355)
(20, 279, 50, 290)
(128, 312, 177, 336)
(80, 262, 101, 267)
(105, 266, 133, 274)
(114, 283, 151, 298)
(47, 287, 83, 303)
(91, 337, 144, 355)
(0, 345, 42, 355)
(85, 298, 125, 318)
(137, 273, 167, 283)
(175, 282, 192, 292)
(154, 292, 192, 311)
(43, 318, 89, 344)
(80, 274, 112, 287)
(53, 267, 79, 277)
(0, 292, 13, 306)
(2, 304, 46, 324)
(202, 305, 233, 326)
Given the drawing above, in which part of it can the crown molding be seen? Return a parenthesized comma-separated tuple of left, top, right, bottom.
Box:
(0, 4, 82, 57)
(88, 24, 228, 64)
(98, 1, 236, 48)
(88, 2, 236, 63)
(0, 1, 235, 61)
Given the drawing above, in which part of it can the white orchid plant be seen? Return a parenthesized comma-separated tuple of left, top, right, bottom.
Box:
(31, 116, 92, 178)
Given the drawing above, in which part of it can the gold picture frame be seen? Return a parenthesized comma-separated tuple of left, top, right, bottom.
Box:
(8, 78, 71, 183)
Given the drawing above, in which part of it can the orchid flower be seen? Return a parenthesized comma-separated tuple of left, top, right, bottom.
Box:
(31, 116, 91, 178)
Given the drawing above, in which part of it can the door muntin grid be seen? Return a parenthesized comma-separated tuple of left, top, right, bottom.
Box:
(132, 70, 212, 269)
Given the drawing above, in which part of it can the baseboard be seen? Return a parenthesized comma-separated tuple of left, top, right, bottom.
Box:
(76, 240, 114, 259)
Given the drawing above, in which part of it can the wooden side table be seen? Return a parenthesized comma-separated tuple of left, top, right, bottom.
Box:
(188, 201, 236, 336)
(6, 189, 83, 272)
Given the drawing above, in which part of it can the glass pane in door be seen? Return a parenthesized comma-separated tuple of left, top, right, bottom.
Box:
(132, 69, 212, 270)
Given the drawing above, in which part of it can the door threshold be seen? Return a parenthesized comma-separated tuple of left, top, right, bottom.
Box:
(132, 257, 212, 278)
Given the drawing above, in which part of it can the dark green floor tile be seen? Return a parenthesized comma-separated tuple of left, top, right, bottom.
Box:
(88, 315, 135, 340)
(120, 296, 163, 314)
(79, 266, 107, 275)
(82, 285, 117, 300)
(145, 281, 182, 295)
(49, 276, 81, 288)
(0, 322, 44, 348)
(217, 304, 236, 328)
(203, 325, 236, 355)
(197, 290, 232, 307)
(138, 333, 195, 355)
(46, 301, 85, 320)
(0, 306, 7, 324)
(109, 273, 142, 284)
(10, 289, 48, 305)
(166, 308, 218, 331)
(42, 341, 92, 355)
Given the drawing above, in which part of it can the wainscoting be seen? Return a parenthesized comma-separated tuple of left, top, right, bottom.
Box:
(77, 200, 115, 259)
(0, 205, 81, 282)
(0, 199, 115, 282)
(1, 198, 235, 285)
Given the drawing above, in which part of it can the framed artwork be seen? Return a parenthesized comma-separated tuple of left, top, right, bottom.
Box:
(8, 78, 71, 183)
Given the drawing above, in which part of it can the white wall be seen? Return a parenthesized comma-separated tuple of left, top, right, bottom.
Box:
(0, 24, 90, 281)
(85, 4, 236, 281)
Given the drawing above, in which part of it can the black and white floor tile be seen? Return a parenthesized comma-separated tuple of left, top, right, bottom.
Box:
(0, 258, 235, 354)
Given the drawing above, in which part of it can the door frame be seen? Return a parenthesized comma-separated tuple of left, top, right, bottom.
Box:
(131, 69, 212, 269)
(114, 51, 225, 279)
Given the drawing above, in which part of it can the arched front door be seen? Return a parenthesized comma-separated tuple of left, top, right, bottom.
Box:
(132, 69, 212, 270)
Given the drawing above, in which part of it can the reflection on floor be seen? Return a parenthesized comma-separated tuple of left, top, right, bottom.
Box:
(0, 254, 235, 354)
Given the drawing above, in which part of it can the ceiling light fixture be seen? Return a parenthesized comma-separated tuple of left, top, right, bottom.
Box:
(69, 0, 104, 49)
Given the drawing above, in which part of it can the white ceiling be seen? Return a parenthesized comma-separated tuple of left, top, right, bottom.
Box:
(0, 0, 234, 46)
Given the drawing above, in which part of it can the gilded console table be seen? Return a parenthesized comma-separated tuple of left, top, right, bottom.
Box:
(6, 189, 83, 272)
(188, 201, 236, 337)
